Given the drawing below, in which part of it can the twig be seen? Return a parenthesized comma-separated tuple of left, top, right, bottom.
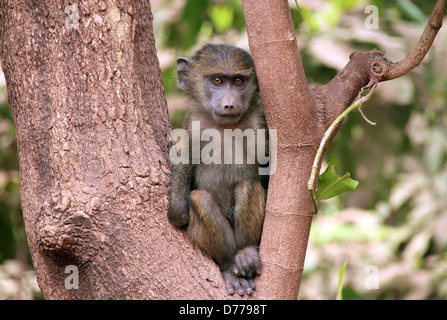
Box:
(358, 106, 376, 126)
(385, 0, 445, 81)
(308, 81, 378, 214)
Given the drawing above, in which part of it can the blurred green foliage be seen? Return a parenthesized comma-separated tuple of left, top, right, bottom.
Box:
(0, 95, 22, 264)
(162, 0, 245, 52)
(0, 0, 445, 299)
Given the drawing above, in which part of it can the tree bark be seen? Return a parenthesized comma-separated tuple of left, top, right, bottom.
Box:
(0, 0, 228, 299)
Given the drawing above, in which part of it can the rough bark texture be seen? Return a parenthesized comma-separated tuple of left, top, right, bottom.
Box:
(0, 0, 229, 299)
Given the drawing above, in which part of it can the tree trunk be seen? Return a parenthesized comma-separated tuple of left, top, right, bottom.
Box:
(0, 0, 228, 299)
(241, 0, 316, 300)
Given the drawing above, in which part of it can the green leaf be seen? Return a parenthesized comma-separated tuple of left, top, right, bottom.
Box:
(336, 260, 348, 300)
(316, 156, 359, 201)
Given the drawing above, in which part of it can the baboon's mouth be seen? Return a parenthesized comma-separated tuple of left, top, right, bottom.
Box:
(213, 112, 242, 125)
(214, 113, 241, 118)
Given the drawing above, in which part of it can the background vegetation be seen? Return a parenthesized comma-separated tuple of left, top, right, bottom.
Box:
(0, 0, 446, 299)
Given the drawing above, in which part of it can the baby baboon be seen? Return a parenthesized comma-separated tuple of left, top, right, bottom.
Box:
(168, 44, 269, 296)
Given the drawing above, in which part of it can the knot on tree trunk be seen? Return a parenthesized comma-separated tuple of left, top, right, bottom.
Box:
(349, 48, 391, 81)
(37, 194, 101, 261)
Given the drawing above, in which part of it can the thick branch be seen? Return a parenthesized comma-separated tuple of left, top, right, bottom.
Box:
(242, 0, 315, 143)
(242, 0, 317, 300)
(311, 50, 379, 132)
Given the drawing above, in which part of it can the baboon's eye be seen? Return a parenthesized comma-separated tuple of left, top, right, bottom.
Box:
(234, 78, 244, 85)
(212, 77, 223, 85)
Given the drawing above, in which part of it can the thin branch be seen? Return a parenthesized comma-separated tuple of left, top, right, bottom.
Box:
(357, 79, 377, 125)
(308, 81, 378, 214)
(358, 106, 376, 126)
(383, 0, 445, 81)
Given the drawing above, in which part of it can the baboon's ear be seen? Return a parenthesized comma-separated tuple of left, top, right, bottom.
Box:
(177, 57, 191, 90)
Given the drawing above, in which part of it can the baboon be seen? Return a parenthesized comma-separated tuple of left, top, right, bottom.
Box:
(168, 44, 269, 296)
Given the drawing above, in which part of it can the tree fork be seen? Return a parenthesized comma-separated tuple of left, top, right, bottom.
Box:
(0, 0, 444, 300)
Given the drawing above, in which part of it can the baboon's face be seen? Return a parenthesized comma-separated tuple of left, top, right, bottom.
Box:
(177, 44, 258, 126)
(201, 71, 255, 125)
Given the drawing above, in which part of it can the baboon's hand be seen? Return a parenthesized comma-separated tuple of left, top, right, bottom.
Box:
(232, 246, 261, 278)
(167, 199, 189, 228)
